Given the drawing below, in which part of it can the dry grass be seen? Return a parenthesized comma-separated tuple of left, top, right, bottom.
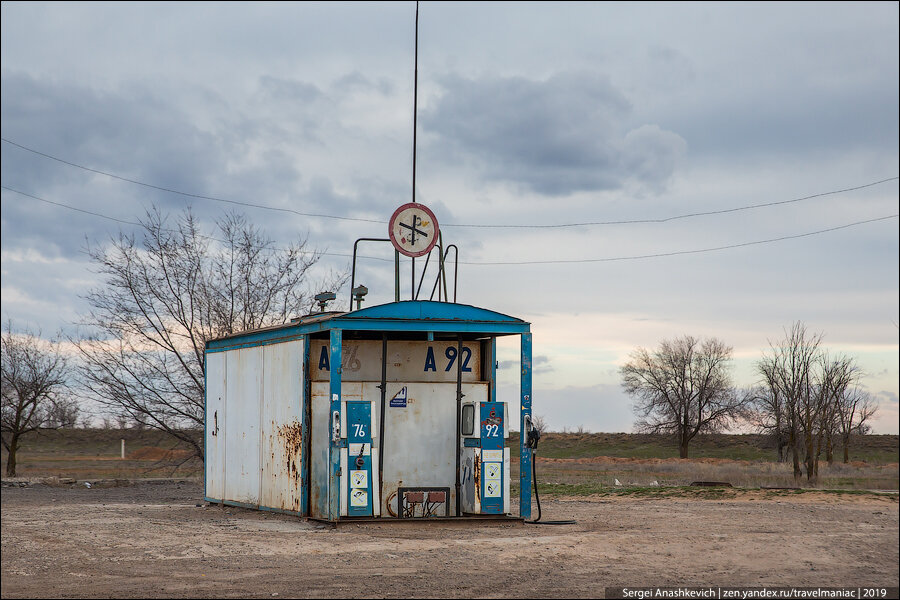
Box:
(528, 456, 898, 491)
(3, 429, 897, 492)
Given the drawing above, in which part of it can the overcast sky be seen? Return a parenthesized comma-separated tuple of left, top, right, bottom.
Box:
(2, 1, 898, 434)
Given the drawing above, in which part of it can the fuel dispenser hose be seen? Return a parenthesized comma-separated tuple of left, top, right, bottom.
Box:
(525, 430, 577, 525)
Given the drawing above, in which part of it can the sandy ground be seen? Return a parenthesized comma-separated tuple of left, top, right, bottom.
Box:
(1, 480, 897, 599)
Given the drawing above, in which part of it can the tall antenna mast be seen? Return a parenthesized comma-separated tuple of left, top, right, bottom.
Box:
(412, 0, 419, 205)
(410, 0, 419, 298)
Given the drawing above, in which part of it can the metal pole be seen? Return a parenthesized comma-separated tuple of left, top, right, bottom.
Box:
(412, 0, 419, 205)
(329, 328, 343, 521)
(455, 335, 463, 516)
(440, 232, 449, 302)
(410, 1, 419, 302)
(519, 333, 533, 519)
(349, 238, 391, 308)
(395, 250, 400, 302)
(415, 247, 434, 300)
(379, 334, 387, 517)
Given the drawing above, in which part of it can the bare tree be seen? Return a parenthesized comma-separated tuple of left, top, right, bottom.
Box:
(757, 322, 822, 481)
(750, 355, 791, 463)
(746, 382, 789, 462)
(834, 386, 877, 463)
(813, 353, 859, 470)
(1, 322, 70, 477)
(44, 397, 81, 429)
(621, 335, 743, 458)
(73, 207, 342, 461)
(755, 322, 873, 482)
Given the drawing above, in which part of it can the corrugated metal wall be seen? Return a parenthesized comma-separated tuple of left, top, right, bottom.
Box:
(204, 339, 305, 513)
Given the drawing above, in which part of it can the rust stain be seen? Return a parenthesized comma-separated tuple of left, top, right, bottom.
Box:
(473, 452, 481, 500)
(276, 419, 304, 488)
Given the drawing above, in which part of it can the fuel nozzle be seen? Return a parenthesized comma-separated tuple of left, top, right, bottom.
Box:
(524, 415, 541, 450)
(527, 426, 541, 450)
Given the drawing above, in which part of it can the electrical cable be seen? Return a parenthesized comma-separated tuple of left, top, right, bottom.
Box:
(459, 214, 899, 265)
(0, 185, 387, 262)
(0, 138, 384, 225)
(3, 137, 896, 230)
(2, 185, 895, 267)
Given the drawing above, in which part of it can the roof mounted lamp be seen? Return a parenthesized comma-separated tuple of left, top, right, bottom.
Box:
(314, 291, 336, 313)
(352, 285, 369, 310)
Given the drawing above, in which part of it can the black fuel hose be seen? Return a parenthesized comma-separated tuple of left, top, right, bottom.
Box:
(525, 444, 576, 525)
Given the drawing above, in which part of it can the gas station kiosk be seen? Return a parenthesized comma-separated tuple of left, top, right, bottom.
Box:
(204, 204, 536, 522)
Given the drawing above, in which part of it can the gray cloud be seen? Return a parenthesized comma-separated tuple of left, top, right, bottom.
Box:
(421, 71, 686, 195)
(333, 72, 395, 97)
(876, 390, 898, 405)
(1, 72, 227, 229)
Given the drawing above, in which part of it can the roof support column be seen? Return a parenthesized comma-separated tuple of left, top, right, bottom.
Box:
(519, 332, 533, 520)
(329, 328, 343, 521)
(301, 334, 311, 517)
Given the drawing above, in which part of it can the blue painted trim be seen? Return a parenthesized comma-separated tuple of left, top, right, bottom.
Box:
(339, 300, 524, 324)
(519, 333, 533, 519)
(490, 338, 497, 404)
(329, 328, 343, 521)
(205, 302, 531, 352)
(203, 359, 208, 502)
(301, 334, 310, 517)
(206, 330, 307, 353)
(324, 318, 529, 335)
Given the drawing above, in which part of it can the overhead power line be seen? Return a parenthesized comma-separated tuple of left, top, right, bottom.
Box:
(453, 178, 899, 228)
(459, 215, 899, 265)
(0, 185, 355, 260)
(0, 138, 383, 225)
(2, 137, 897, 230)
(3, 185, 896, 266)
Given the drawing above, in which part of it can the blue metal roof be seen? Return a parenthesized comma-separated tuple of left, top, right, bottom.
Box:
(206, 301, 530, 351)
(338, 300, 526, 326)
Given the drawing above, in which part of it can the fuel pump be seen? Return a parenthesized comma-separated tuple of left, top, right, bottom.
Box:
(459, 401, 510, 515)
(339, 399, 380, 518)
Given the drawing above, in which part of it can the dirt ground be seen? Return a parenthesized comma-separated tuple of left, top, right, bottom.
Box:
(2, 480, 897, 599)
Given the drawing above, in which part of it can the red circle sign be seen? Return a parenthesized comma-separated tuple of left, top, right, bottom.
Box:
(388, 203, 440, 258)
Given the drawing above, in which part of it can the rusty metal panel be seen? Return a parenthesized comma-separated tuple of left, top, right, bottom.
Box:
(310, 340, 481, 382)
(460, 447, 482, 514)
(259, 340, 304, 513)
(378, 382, 487, 517)
(224, 346, 262, 506)
(310, 381, 331, 519)
(204, 351, 226, 501)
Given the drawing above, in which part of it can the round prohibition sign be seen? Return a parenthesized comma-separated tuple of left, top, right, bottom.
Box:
(388, 203, 440, 258)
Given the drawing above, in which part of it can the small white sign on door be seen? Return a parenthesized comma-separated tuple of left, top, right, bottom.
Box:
(351, 470, 368, 489)
(350, 488, 369, 507)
